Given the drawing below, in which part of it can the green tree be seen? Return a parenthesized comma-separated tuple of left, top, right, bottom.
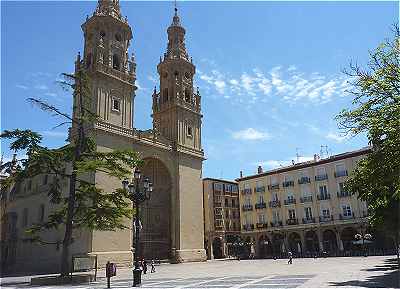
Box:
(336, 26, 400, 255)
(1, 69, 141, 276)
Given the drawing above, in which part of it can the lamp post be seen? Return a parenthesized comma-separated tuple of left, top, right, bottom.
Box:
(122, 168, 153, 287)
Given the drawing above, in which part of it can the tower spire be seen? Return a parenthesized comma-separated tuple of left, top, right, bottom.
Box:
(95, 0, 123, 20)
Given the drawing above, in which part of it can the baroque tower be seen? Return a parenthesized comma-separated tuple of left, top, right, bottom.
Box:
(152, 8, 202, 153)
(77, 0, 136, 129)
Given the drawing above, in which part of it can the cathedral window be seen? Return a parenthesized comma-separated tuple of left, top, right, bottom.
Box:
(113, 54, 120, 70)
(112, 97, 121, 112)
(184, 88, 191, 102)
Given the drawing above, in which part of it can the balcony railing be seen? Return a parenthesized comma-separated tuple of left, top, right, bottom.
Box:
(300, 196, 313, 203)
(269, 200, 281, 208)
(268, 184, 280, 190)
(255, 202, 267, 209)
(214, 202, 222, 207)
(270, 221, 283, 227)
(298, 177, 311, 184)
(241, 188, 252, 195)
(334, 170, 348, 178)
(256, 223, 268, 229)
(242, 224, 254, 231)
(284, 198, 296, 205)
(317, 193, 331, 201)
(242, 204, 253, 211)
(286, 218, 299, 225)
(255, 186, 266, 193)
(215, 214, 223, 219)
(315, 174, 328, 181)
(302, 217, 316, 224)
(282, 181, 294, 187)
(337, 191, 352, 198)
(339, 212, 355, 220)
(319, 215, 334, 222)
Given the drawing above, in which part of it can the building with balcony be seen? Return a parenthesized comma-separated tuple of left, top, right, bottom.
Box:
(237, 147, 391, 259)
(203, 178, 241, 259)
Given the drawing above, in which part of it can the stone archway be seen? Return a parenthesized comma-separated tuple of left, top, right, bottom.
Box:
(323, 229, 338, 254)
(341, 227, 357, 253)
(305, 230, 319, 254)
(272, 233, 285, 257)
(258, 235, 273, 258)
(140, 158, 172, 260)
(288, 232, 302, 256)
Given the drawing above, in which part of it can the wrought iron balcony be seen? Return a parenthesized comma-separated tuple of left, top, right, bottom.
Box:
(256, 223, 268, 229)
(317, 193, 331, 201)
(286, 218, 299, 225)
(339, 212, 355, 220)
(241, 188, 252, 195)
(334, 170, 348, 178)
(315, 174, 328, 181)
(268, 184, 280, 190)
(300, 196, 313, 203)
(242, 204, 253, 211)
(298, 177, 311, 184)
(255, 186, 266, 193)
(302, 217, 316, 224)
(337, 191, 352, 198)
(270, 221, 283, 227)
(284, 198, 296, 205)
(269, 200, 281, 208)
(255, 202, 267, 209)
(282, 181, 294, 187)
(319, 215, 334, 222)
(242, 224, 254, 231)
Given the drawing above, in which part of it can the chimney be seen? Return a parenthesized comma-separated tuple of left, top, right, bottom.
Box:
(239, 171, 243, 178)
(257, 165, 263, 174)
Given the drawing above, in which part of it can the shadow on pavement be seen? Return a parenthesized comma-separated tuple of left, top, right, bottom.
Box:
(329, 258, 400, 288)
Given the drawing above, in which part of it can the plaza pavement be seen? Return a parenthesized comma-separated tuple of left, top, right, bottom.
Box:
(0, 255, 398, 288)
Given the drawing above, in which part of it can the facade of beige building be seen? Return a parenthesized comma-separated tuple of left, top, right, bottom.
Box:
(237, 148, 372, 258)
(1, 0, 206, 275)
(203, 178, 241, 259)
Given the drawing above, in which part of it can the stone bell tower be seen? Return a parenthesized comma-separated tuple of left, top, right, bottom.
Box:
(152, 8, 202, 152)
(77, 0, 137, 130)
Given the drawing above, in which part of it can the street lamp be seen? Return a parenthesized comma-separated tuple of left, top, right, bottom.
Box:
(122, 168, 153, 287)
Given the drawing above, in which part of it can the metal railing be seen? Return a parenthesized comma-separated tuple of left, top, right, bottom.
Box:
(300, 196, 313, 203)
(269, 200, 281, 208)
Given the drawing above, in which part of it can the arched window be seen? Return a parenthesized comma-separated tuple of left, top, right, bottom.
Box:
(113, 54, 120, 70)
(184, 88, 191, 102)
(163, 88, 169, 103)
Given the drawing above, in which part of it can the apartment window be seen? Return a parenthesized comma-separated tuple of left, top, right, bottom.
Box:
(258, 194, 264, 203)
(304, 207, 313, 219)
(319, 185, 328, 197)
(271, 176, 278, 186)
(288, 209, 296, 219)
(232, 211, 236, 218)
(112, 97, 121, 112)
(336, 163, 346, 172)
(43, 174, 48, 185)
(342, 205, 352, 217)
(245, 197, 251, 206)
(272, 193, 278, 201)
(38, 204, 45, 222)
(258, 214, 265, 224)
(287, 192, 295, 202)
(225, 184, 231, 192)
(321, 208, 330, 217)
(214, 183, 222, 192)
(232, 199, 236, 207)
(244, 183, 250, 190)
(338, 182, 345, 193)
(232, 185, 238, 193)
(22, 208, 28, 227)
(284, 175, 292, 182)
(256, 180, 263, 189)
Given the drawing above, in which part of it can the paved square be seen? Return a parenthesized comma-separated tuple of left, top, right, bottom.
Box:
(1, 256, 398, 288)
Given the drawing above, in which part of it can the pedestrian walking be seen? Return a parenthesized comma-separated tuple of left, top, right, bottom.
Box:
(288, 251, 293, 264)
(143, 259, 148, 274)
(150, 259, 156, 273)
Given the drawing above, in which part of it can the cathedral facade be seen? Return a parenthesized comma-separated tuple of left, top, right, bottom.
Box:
(1, 0, 206, 273)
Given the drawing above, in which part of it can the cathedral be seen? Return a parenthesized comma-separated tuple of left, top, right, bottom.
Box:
(1, 0, 206, 273)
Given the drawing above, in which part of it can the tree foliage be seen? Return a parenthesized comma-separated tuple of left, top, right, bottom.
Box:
(336, 25, 400, 240)
(1, 69, 142, 276)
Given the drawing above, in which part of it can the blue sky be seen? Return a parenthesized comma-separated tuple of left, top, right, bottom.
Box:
(1, 1, 398, 180)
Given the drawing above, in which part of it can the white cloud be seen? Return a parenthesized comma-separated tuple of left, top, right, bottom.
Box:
(326, 132, 350, 143)
(16, 84, 28, 90)
(256, 155, 314, 170)
(214, 80, 226, 94)
(232, 128, 271, 141)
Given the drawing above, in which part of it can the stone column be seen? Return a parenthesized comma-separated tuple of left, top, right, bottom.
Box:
(336, 230, 344, 253)
(300, 230, 306, 255)
(317, 228, 324, 251)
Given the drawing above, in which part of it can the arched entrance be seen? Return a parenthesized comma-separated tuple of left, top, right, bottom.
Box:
(212, 237, 223, 259)
(140, 158, 172, 260)
(258, 235, 273, 258)
(305, 230, 319, 254)
(322, 229, 338, 254)
(288, 232, 302, 256)
(272, 233, 285, 257)
(341, 227, 357, 253)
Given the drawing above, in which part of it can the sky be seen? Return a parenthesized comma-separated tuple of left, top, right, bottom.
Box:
(1, 1, 398, 180)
